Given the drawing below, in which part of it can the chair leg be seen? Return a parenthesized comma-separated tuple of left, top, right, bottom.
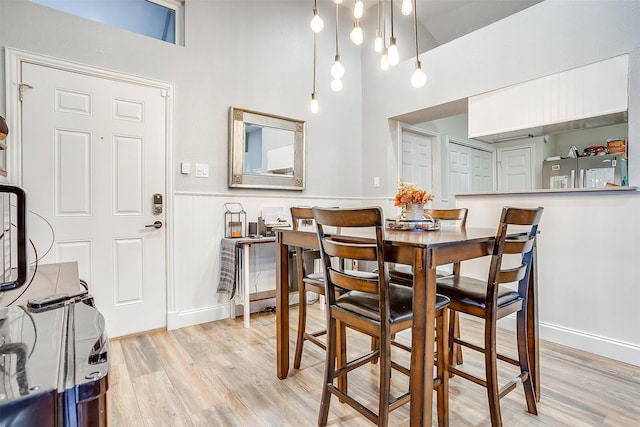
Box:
(485, 318, 502, 427)
(318, 315, 336, 427)
(371, 337, 380, 364)
(378, 332, 391, 426)
(447, 311, 463, 368)
(517, 309, 538, 415)
(293, 282, 307, 369)
(337, 320, 348, 394)
(454, 313, 463, 365)
(435, 308, 449, 427)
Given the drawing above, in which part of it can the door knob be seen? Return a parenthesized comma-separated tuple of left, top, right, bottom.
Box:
(145, 221, 163, 229)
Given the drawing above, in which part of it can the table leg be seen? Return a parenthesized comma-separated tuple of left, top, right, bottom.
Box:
(409, 247, 436, 427)
(243, 244, 251, 329)
(276, 239, 290, 379)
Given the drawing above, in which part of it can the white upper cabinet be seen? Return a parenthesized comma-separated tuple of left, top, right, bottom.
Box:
(468, 55, 629, 142)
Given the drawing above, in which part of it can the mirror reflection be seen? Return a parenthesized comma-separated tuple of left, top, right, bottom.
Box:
(229, 107, 305, 190)
(243, 124, 295, 176)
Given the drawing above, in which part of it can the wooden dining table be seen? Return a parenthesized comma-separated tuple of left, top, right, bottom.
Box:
(275, 226, 540, 426)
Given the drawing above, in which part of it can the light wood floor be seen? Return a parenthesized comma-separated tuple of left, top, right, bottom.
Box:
(109, 303, 640, 426)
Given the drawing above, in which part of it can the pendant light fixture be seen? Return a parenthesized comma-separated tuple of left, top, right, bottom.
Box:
(410, 0, 426, 88)
(350, 21, 364, 45)
(374, 0, 383, 52)
(311, 32, 319, 113)
(310, 0, 324, 33)
(331, 2, 344, 91)
(401, 0, 412, 16)
(353, 0, 364, 19)
(380, 0, 389, 71)
(387, 0, 399, 66)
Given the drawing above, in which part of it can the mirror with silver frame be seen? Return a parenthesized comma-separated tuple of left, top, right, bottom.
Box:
(229, 107, 305, 190)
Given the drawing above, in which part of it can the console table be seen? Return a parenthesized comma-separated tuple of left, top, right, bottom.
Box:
(224, 236, 276, 328)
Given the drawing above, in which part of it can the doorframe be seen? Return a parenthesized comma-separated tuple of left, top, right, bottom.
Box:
(5, 47, 176, 323)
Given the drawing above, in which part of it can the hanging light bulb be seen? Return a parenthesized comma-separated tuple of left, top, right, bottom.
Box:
(380, 46, 389, 71)
(310, 0, 324, 33)
(331, 55, 345, 79)
(410, 0, 426, 88)
(331, 3, 345, 89)
(354, 0, 364, 19)
(388, 36, 399, 66)
(374, 30, 383, 52)
(411, 61, 427, 88)
(388, 0, 399, 66)
(350, 21, 364, 45)
(401, 0, 412, 16)
(310, 93, 319, 113)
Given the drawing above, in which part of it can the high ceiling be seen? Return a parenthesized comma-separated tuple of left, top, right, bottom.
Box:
(365, 0, 543, 47)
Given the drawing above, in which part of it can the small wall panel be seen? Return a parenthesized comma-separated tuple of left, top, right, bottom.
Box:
(113, 238, 143, 305)
(113, 136, 143, 215)
(54, 129, 92, 216)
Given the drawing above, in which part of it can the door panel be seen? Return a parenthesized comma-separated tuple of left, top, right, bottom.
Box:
(21, 62, 167, 338)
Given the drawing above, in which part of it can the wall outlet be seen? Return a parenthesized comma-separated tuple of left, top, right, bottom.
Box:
(195, 163, 209, 178)
(373, 176, 380, 187)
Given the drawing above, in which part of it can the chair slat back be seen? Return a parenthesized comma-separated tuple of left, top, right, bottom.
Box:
(290, 206, 314, 231)
(488, 206, 543, 300)
(313, 207, 388, 306)
(424, 208, 468, 227)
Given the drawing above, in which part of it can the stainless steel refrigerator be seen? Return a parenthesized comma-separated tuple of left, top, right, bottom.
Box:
(543, 154, 628, 189)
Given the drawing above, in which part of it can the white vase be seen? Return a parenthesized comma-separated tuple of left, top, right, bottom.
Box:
(405, 203, 424, 220)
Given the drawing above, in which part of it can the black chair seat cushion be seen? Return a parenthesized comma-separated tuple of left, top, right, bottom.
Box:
(303, 271, 324, 286)
(436, 275, 520, 311)
(336, 283, 450, 324)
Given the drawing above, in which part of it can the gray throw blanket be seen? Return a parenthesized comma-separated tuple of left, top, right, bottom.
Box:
(217, 238, 237, 298)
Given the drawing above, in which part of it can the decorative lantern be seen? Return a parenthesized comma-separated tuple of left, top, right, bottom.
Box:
(224, 203, 246, 238)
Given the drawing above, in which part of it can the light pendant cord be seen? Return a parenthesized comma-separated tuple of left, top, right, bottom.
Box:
(413, 0, 418, 59)
(335, 3, 339, 56)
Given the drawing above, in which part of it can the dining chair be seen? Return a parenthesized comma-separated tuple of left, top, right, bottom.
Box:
(389, 207, 468, 285)
(388, 207, 468, 365)
(435, 206, 543, 427)
(313, 206, 450, 426)
(290, 206, 330, 369)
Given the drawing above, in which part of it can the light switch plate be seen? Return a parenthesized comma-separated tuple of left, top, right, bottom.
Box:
(181, 161, 191, 174)
(195, 163, 209, 178)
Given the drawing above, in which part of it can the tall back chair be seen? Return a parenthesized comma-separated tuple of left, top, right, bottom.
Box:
(436, 206, 543, 426)
(390, 208, 468, 285)
(290, 206, 327, 369)
(313, 206, 450, 426)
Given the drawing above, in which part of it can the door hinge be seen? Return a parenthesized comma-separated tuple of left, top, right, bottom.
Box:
(19, 83, 33, 102)
(160, 89, 167, 97)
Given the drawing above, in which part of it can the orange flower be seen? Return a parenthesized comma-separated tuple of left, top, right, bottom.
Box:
(394, 180, 434, 207)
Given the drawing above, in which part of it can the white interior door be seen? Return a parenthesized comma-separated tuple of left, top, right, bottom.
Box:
(401, 129, 433, 190)
(498, 146, 533, 191)
(20, 62, 167, 338)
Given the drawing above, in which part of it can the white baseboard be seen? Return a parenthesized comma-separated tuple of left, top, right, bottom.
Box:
(494, 316, 639, 367)
(167, 305, 229, 330)
(537, 322, 639, 367)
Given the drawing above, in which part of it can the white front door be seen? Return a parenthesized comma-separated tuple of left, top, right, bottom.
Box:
(498, 146, 534, 191)
(20, 62, 168, 338)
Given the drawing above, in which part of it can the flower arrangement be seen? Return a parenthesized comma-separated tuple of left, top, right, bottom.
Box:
(394, 180, 434, 207)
